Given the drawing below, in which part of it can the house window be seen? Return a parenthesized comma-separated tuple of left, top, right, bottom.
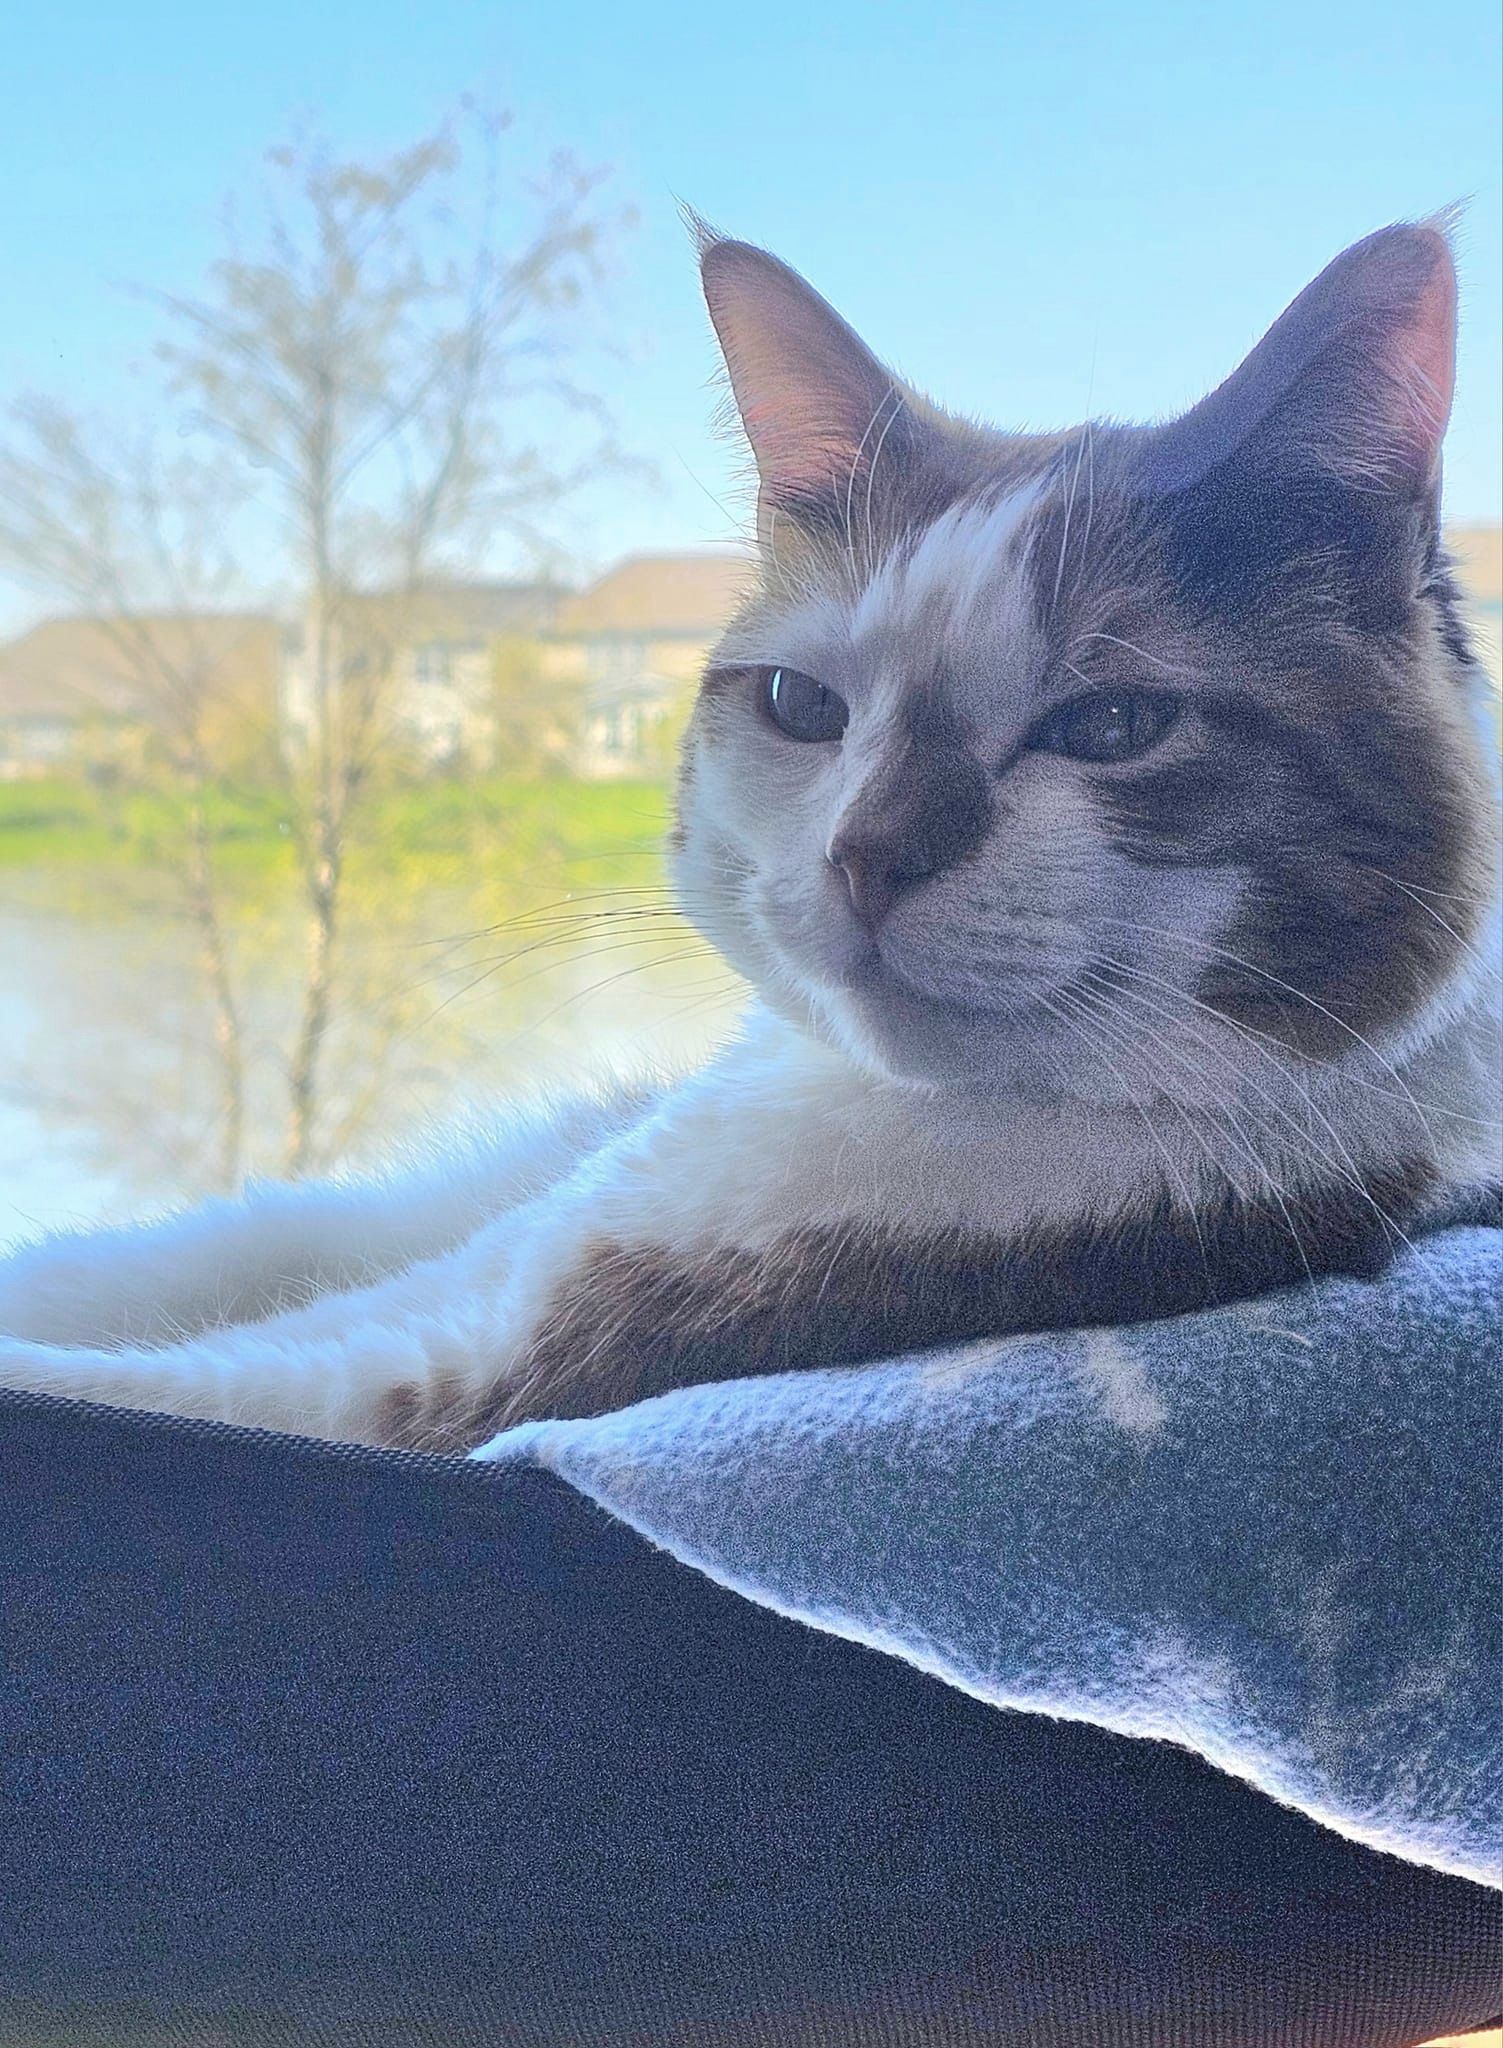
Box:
(588, 703, 644, 762)
(586, 636, 648, 688)
(413, 642, 453, 688)
(21, 718, 73, 763)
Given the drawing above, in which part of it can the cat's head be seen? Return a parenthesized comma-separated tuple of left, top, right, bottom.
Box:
(672, 223, 1499, 1102)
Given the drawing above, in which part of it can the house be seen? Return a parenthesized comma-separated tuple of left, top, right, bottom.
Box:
(544, 552, 753, 777)
(277, 559, 749, 777)
(2, 530, 1494, 785)
(1449, 526, 1502, 685)
(278, 581, 564, 772)
(0, 613, 281, 780)
(278, 557, 750, 777)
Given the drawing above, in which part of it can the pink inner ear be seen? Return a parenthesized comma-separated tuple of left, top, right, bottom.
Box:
(701, 240, 896, 503)
(1385, 249, 1457, 475)
(738, 389, 877, 500)
(1143, 222, 1461, 499)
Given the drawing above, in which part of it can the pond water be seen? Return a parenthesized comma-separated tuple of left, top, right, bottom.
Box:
(0, 868, 745, 1252)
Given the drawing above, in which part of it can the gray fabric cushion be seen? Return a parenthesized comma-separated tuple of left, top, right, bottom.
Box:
(2, 1386, 1499, 2045)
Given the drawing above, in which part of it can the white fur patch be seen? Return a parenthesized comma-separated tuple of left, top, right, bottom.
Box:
(852, 485, 1042, 691)
(1077, 1327, 1168, 1438)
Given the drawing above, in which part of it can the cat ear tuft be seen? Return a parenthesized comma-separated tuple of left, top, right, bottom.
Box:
(700, 238, 907, 521)
(1145, 222, 1457, 503)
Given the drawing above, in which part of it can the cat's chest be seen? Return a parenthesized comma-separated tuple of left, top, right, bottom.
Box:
(373, 1036, 1430, 1450)
(445, 1149, 1422, 1446)
(588, 1059, 1162, 1256)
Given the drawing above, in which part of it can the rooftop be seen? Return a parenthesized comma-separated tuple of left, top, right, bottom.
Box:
(335, 580, 565, 647)
(553, 552, 753, 639)
(1450, 526, 1502, 606)
(0, 613, 280, 722)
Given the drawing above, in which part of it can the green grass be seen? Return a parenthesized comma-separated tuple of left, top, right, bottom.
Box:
(0, 775, 677, 890)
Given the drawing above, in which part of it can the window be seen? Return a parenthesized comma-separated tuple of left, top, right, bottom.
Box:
(586, 636, 649, 688)
(412, 642, 454, 689)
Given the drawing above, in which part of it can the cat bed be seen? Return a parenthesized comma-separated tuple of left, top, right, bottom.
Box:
(1, 1190, 1499, 2044)
(484, 1180, 1503, 1891)
(2, 1383, 1501, 2047)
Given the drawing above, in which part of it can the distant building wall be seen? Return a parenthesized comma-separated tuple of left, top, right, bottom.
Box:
(0, 615, 280, 781)
(543, 553, 752, 778)
(0, 715, 74, 779)
(550, 631, 711, 778)
(1451, 526, 1502, 687)
(277, 583, 563, 774)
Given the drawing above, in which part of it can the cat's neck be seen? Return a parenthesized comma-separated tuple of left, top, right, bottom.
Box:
(699, 975, 1495, 1248)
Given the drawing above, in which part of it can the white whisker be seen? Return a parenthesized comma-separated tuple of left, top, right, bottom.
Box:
(1079, 960, 1420, 1261)
(1050, 430, 1089, 616)
(1073, 631, 1195, 675)
(843, 384, 898, 588)
(1088, 916, 1446, 1151)
(1064, 980, 1324, 1299)
(1349, 861, 1500, 976)
(861, 390, 906, 583)
(1040, 988, 1217, 1294)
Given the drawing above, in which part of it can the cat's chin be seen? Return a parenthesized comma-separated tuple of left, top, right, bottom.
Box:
(809, 953, 1054, 1099)
(719, 910, 1062, 1098)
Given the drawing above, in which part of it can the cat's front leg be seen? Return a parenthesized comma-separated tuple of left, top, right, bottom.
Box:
(0, 1229, 518, 1446)
(0, 1084, 652, 1352)
(0, 1035, 831, 1444)
(385, 1018, 1040, 1445)
(0, 1018, 890, 1444)
(0, 1018, 1047, 1448)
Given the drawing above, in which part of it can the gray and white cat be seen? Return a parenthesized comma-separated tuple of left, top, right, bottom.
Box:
(2, 220, 1498, 1449)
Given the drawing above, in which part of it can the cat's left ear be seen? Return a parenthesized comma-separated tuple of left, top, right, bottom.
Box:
(1143, 221, 1457, 512)
(700, 236, 929, 541)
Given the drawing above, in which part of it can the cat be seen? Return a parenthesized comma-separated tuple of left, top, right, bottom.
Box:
(1, 218, 1498, 1452)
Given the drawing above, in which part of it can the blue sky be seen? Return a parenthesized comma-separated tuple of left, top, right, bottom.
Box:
(2, 0, 1499, 619)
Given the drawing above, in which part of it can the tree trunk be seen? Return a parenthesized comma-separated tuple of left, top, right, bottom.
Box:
(282, 811, 341, 1177)
(282, 580, 343, 1178)
(183, 776, 245, 1194)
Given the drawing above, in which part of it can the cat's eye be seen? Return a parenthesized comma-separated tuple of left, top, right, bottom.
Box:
(1029, 687, 1179, 764)
(760, 666, 849, 744)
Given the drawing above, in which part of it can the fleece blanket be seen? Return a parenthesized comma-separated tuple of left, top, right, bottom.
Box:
(479, 1183, 1503, 1891)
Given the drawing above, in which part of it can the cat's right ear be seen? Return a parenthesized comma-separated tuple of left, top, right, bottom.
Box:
(699, 236, 918, 541)
(1142, 221, 1457, 509)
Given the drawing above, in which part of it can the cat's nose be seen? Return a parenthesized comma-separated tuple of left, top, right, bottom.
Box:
(828, 832, 936, 931)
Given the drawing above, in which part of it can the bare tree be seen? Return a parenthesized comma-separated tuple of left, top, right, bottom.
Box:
(489, 632, 586, 775)
(0, 104, 634, 1187)
(158, 106, 631, 1174)
(0, 410, 256, 1190)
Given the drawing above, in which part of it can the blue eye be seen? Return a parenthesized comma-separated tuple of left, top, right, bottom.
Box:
(1030, 688, 1179, 764)
(762, 666, 849, 743)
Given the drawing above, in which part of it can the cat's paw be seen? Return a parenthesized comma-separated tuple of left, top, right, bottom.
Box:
(0, 1228, 193, 1348)
(0, 1336, 125, 1407)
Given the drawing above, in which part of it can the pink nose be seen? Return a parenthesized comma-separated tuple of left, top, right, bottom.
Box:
(828, 834, 937, 931)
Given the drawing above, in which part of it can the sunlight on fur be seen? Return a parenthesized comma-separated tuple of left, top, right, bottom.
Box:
(0, 218, 1498, 1456)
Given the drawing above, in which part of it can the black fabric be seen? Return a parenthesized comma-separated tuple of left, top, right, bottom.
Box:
(1, 1386, 1499, 2046)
